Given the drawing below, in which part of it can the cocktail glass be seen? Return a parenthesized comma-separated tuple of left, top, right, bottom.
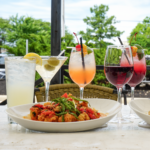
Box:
(69, 48, 96, 99)
(104, 45, 134, 124)
(36, 56, 68, 102)
(127, 53, 146, 119)
(5, 57, 36, 123)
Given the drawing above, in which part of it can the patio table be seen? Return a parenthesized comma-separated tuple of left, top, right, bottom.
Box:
(0, 105, 150, 150)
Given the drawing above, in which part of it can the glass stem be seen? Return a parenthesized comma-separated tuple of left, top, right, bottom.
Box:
(130, 86, 135, 116)
(45, 81, 50, 102)
(131, 87, 135, 101)
(80, 87, 84, 99)
(117, 88, 122, 104)
(117, 88, 122, 120)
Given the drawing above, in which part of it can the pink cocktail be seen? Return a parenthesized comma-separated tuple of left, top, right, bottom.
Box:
(128, 55, 146, 87)
(127, 51, 146, 119)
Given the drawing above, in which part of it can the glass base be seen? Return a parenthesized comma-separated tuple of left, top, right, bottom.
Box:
(124, 114, 139, 119)
(109, 111, 133, 124)
(109, 118, 133, 124)
(138, 121, 150, 128)
(8, 116, 17, 124)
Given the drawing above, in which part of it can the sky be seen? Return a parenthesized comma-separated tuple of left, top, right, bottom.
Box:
(0, 0, 150, 44)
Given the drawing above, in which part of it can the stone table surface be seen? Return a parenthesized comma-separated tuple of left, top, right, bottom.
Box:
(0, 105, 150, 150)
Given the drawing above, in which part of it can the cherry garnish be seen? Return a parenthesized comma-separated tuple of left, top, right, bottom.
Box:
(73, 32, 81, 51)
(76, 44, 81, 51)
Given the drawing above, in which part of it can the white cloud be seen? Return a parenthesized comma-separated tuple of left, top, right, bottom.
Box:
(0, 0, 150, 44)
(65, 0, 150, 44)
(0, 0, 51, 21)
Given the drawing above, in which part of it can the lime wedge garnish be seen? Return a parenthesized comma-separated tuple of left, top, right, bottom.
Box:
(134, 44, 143, 50)
(87, 47, 92, 54)
(44, 64, 55, 71)
(47, 57, 60, 67)
(134, 44, 144, 60)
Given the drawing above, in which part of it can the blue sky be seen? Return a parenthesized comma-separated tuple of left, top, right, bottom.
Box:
(0, 0, 150, 44)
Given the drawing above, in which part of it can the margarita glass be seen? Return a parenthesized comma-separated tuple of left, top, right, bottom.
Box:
(69, 47, 96, 99)
(36, 56, 68, 102)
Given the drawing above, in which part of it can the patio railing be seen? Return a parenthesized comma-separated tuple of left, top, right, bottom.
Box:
(1, 64, 150, 105)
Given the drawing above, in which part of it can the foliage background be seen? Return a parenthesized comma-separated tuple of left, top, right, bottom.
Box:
(0, 4, 150, 88)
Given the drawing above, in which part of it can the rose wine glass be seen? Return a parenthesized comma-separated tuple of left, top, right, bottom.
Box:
(127, 49, 146, 118)
(104, 45, 134, 124)
(69, 47, 96, 99)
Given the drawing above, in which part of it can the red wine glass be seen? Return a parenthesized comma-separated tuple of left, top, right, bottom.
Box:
(104, 45, 134, 124)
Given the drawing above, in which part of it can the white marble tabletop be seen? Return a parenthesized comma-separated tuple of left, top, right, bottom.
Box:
(0, 105, 150, 150)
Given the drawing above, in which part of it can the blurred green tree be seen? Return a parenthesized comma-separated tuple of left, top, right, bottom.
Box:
(1, 15, 51, 56)
(128, 17, 150, 51)
(61, 27, 76, 50)
(79, 4, 124, 48)
(0, 18, 10, 45)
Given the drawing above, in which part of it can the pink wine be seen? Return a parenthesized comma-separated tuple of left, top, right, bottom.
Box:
(105, 66, 133, 88)
(128, 58, 146, 87)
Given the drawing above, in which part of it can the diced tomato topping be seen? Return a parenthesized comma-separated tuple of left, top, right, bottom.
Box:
(61, 93, 68, 98)
(33, 104, 44, 109)
(86, 108, 94, 114)
(41, 110, 55, 116)
(88, 113, 96, 119)
(30, 107, 34, 111)
(97, 112, 101, 118)
(55, 103, 59, 107)
(79, 108, 85, 113)
(85, 108, 97, 119)
(67, 98, 73, 101)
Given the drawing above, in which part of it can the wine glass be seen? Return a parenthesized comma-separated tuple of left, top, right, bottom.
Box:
(127, 50, 146, 118)
(69, 47, 96, 99)
(104, 45, 134, 124)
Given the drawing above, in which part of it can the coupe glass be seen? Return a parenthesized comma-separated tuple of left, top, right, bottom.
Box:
(104, 45, 134, 124)
(127, 51, 146, 118)
(36, 56, 68, 102)
(69, 48, 96, 99)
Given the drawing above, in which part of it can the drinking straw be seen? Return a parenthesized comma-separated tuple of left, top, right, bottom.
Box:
(118, 37, 131, 65)
(26, 39, 28, 54)
(118, 37, 123, 45)
(80, 37, 85, 70)
(58, 50, 65, 57)
(80, 37, 86, 84)
(73, 32, 79, 45)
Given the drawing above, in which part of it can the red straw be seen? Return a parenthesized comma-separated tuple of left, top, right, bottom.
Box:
(129, 32, 138, 45)
(73, 32, 79, 45)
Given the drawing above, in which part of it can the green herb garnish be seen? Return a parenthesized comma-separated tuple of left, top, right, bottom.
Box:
(32, 112, 36, 117)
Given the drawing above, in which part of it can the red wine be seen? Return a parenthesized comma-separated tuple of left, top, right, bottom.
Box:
(105, 66, 133, 88)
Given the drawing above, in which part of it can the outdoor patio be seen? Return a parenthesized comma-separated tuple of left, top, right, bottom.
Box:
(1, 0, 150, 149)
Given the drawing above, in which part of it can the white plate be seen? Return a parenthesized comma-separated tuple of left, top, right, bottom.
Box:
(6, 99, 121, 132)
(129, 99, 150, 124)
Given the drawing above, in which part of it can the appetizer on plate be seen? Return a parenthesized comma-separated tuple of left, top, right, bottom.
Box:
(23, 93, 108, 122)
